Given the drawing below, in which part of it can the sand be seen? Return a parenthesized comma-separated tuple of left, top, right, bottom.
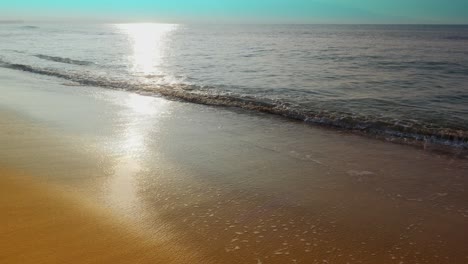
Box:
(1, 67, 468, 264)
(0, 168, 197, 264)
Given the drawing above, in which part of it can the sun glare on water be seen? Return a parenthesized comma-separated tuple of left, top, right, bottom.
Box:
(116, 23, 178, 76)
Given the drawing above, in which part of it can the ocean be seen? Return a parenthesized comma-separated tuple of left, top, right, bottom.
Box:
(1, 23, 467, 149)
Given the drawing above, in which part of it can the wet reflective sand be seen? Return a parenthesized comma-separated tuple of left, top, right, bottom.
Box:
(1, 68, 468, 264)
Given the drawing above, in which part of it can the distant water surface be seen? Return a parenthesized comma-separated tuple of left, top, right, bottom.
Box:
(1, 24, 467, 148)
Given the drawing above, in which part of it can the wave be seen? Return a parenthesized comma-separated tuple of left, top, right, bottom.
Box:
(445, 36, 468, 41)
(2, 49, 26, 54)
(1, 59, 467, 153)
(20, 25, 39, 29)
(34, 54, 93, 66)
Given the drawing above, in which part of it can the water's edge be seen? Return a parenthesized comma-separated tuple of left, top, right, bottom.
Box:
(1, 60, 467, 156)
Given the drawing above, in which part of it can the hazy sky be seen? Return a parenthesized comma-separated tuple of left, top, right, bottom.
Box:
(1, 0, 467, 24)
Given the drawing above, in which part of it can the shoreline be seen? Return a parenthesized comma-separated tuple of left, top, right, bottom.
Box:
(1, 62, 467, 155)
(1, 67, 468, 263)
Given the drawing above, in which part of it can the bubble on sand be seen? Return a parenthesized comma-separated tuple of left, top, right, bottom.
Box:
(225, 245, 241, 252)
(347, 170, 375, 176)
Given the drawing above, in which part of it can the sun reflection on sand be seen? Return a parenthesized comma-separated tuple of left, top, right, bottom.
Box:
(106, 159, 141, 212)
(119, 94, 169, 154)
(117, 23, 178, 76)
(104, 93, 170, 219)
(126, 92, 160, 114)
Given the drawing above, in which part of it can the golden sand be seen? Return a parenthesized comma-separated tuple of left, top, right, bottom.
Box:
(0, 168, 195, 264)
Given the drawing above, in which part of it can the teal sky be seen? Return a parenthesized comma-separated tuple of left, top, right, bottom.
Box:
(1, 0, 467, 24)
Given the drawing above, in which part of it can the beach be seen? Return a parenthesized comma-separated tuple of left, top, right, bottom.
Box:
(1, 67, 468, 263)
(0, 168, 199, 264)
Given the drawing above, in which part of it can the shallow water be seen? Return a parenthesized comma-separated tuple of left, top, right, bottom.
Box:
(1, 23, 468, 148)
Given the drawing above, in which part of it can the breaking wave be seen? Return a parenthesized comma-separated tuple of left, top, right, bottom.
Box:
(1, 59, 467, 152)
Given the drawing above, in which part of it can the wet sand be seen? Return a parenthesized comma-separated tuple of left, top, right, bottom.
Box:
(0, 168, 197, 264)
(1, 67, 468, 264)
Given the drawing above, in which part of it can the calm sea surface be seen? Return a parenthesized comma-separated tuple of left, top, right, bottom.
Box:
(1, 24, 467, 147)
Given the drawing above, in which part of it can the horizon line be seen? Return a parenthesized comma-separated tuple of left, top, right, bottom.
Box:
(1, 20, 468, 26)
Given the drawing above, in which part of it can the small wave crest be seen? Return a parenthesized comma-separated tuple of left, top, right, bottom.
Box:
(445, 36, 468, 41)
(34, 54, 93, 66)
(1, 59, 467, 153)
(20, 25, 39, 29)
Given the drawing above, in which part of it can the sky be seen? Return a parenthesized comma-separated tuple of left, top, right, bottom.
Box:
(1, 0, 467, 24)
